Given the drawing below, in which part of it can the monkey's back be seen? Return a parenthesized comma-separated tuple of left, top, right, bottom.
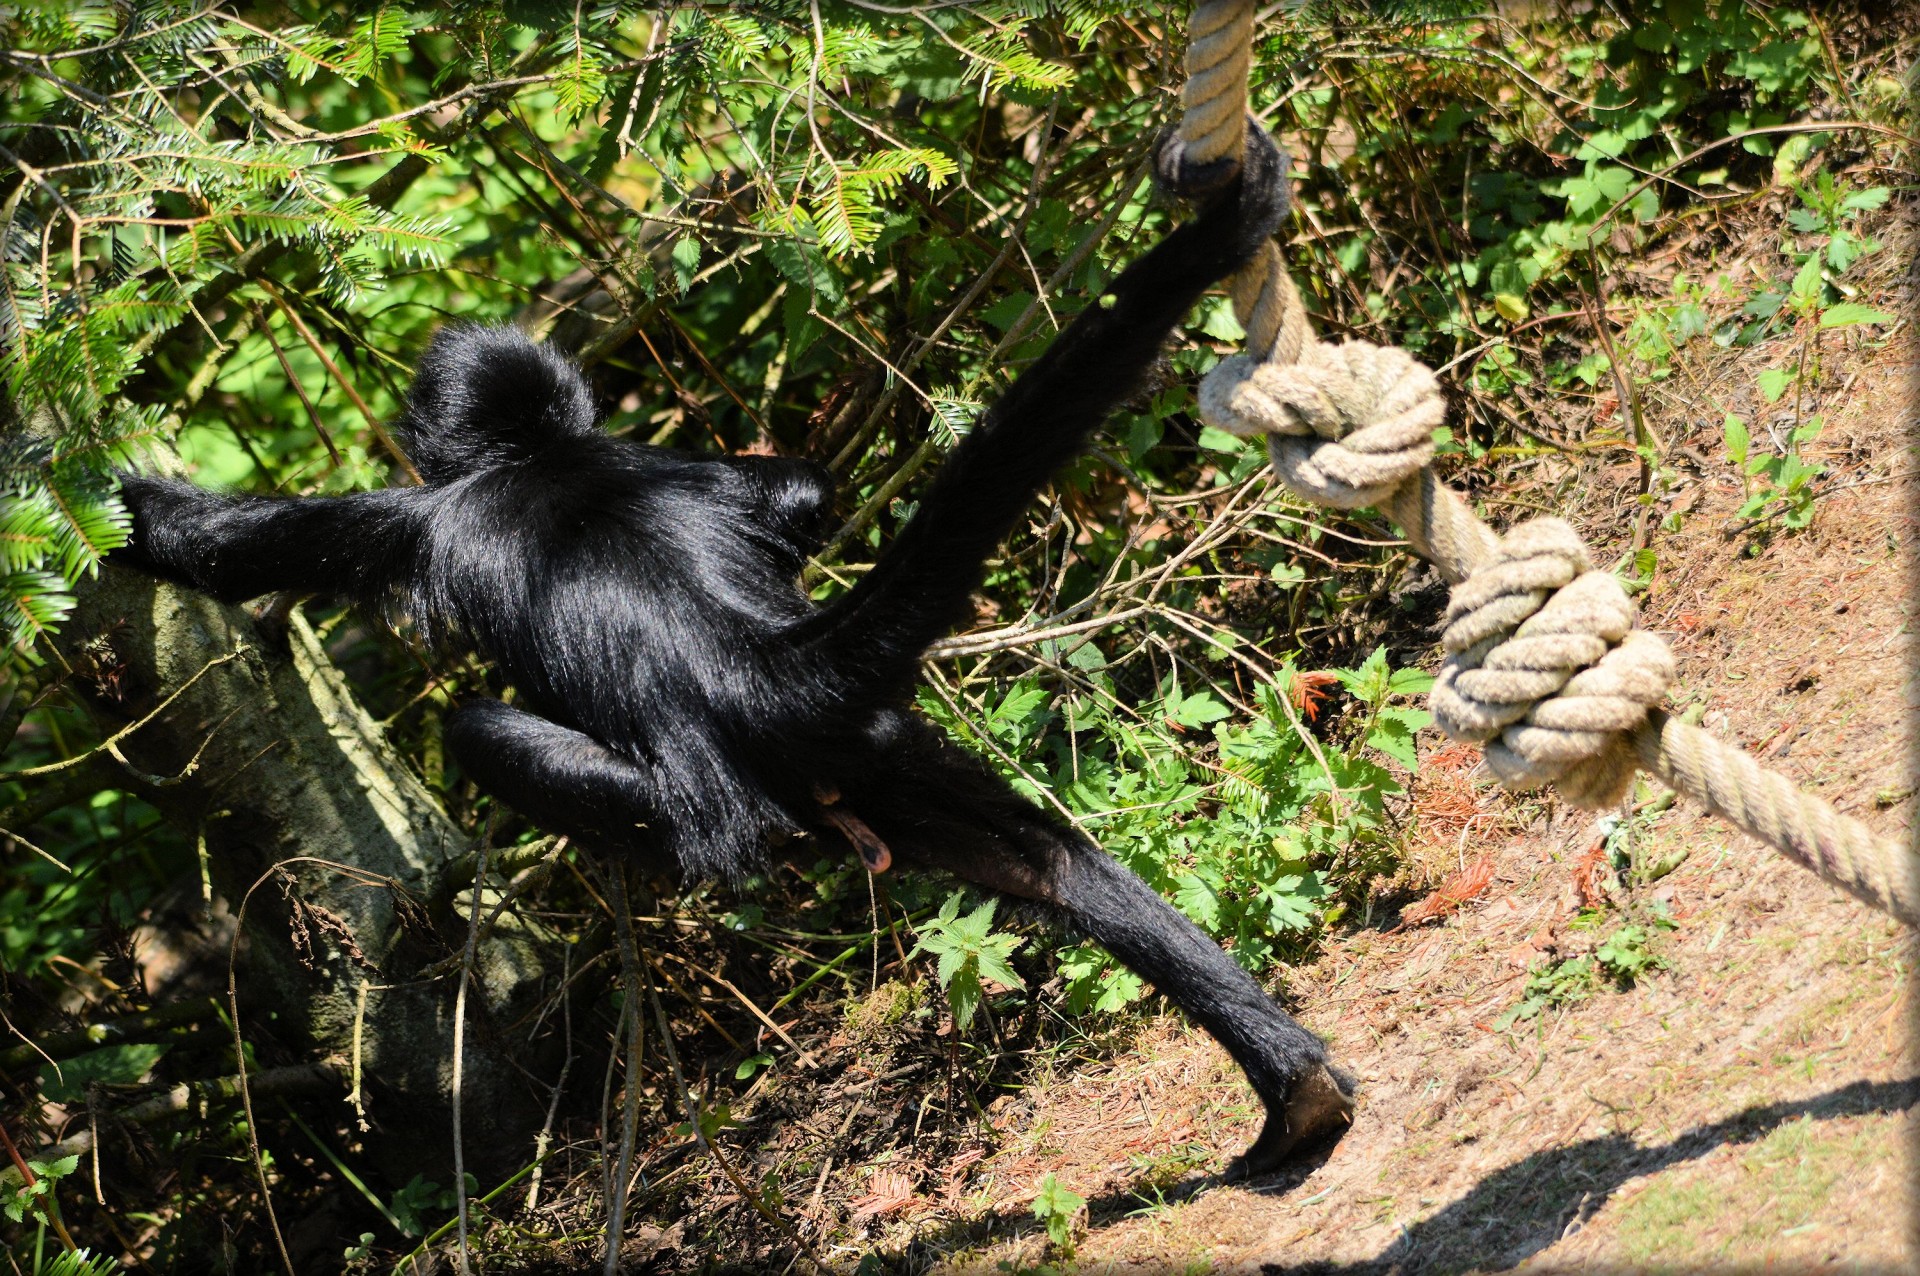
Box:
(412, 435, 829, 876)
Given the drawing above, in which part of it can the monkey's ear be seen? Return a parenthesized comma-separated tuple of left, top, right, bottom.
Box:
(396, 324, 597, 483)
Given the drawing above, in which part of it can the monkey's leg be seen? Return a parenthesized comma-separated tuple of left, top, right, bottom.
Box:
(835, 717, 1355, 1178)
(114, 475, 429, 603)
(444, 700, 662, 859)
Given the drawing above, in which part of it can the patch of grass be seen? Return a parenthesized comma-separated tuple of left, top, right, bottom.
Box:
(1612, 1116, 1888, 1267)
(843, 979, 926, 1045)
(1124, 1142, 1213, 1201)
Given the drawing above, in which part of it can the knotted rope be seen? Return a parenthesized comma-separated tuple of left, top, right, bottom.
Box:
(1173, 0, 1917, 927)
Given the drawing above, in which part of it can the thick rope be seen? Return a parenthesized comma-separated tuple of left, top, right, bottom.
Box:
(1174, 0, 1917, 927)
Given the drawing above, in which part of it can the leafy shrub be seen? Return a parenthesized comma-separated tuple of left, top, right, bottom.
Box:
(922, 647, 1431, 1014)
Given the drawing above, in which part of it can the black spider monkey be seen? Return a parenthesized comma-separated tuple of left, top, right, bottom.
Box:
(111, 122, 1355, 1176)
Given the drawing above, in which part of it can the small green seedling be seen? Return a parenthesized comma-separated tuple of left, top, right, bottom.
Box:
(910, 891, 1025, 1030)
(1032, 1172, 1086, 1255)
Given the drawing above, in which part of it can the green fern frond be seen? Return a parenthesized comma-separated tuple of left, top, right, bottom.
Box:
(808, 180, 881, 258)
(841, 148, 958, 194)
(41, 468, 132, 577)
(1, 569, 78, 651)
(809, 148, 959, 256)
(0, 521, 56, 574)
(338, 5, 414, 83)
(38, 1247, 122, 1276)
(702, 13, 773, 71)
(554, 48, 610, 127)
(929, 393, 983, 445)
(274, 24, 346, 84)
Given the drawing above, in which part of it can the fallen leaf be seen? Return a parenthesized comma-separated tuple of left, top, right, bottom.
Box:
(849, 1168, 919, 1219)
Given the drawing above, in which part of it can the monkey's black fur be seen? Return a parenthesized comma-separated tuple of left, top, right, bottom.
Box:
(113, 123, 1355, 1176)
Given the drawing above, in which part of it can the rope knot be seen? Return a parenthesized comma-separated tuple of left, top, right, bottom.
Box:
(1199, 339, 1443, 510)
(1428, 518, 1675, 808)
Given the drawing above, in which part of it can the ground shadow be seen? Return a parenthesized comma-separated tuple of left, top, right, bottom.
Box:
(892, 1075, 1917, 1274)
(889, 1137, 1337, 1268)
(1271, 1075, 1920, 1275)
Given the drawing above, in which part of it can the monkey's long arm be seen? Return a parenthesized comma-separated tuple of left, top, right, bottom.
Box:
(115, 475, 429, 603)
(805, 124, 1290, 695)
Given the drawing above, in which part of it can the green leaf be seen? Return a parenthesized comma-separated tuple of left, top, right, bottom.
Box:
(1173, 873, 1221, 929)
(764, 239, 843, 305)
(1723, 413, 1750, 466)
(1265, 872, 1326, 932)
(1771, 132, 1814, 183)
(1374, 717, 1420, 767)
(1065, 641, 1106, 672)
(40, 1042, 169, 1103)
(945, 968, 982, 1028)
(1196, 296, 1245, 341)
(1335, 646, 1392, 704)
(1789, 256, 1824, 304)
(1032, 1173, 1085, 1249)
(988, 682, 1047, 726)
(962, 896, 999, 935)
(1196, 426, 1247, 454)
(1126, 415, 1165, 462)
(1818, 303, 1895, 329)
(1756, 368, 1792, 404)
(975, 935, 1026, 991)
(783, 290, 822, 362)
(1170, 691, 1230, 728)
(1366, 714, 1422, 770)
(978, 291, 1036, 334)
(669, 236, 701, 292)
(1840, 187, 1891, 213)
(1386, 668, 1436, 696)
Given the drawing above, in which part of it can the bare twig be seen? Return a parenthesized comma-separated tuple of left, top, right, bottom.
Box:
(1, 646, 250, 781)
(450, 819, 491, 1276)
(603, 865, 648, 1276)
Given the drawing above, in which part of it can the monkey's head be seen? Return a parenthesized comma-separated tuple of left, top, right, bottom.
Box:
(395, 323, 599, 485)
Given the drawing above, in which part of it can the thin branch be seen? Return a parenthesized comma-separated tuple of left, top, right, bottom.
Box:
(1, 646, 250, 781)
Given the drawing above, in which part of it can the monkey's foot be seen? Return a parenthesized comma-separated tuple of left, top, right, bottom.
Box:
(1154, 114, 1289, 202)
(1224, 1063, 1358, 1181)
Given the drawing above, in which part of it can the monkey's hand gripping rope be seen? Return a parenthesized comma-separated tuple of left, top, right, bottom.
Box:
(1175, 0, 1917, 929)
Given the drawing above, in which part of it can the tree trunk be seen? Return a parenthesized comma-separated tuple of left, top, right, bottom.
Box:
(60, 566, 558, 1179)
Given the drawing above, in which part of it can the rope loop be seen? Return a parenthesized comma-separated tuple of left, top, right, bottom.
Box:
(1428, 518, 1675, 808)
(1199, 339, 1443, 510)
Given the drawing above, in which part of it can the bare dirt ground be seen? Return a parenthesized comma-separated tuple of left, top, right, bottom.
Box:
(855, 269, 1920, 1273)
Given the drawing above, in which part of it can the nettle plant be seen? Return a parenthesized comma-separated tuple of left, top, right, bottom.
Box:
(1719, 174, 1893, 538)
(918, 646, 1431, 1018)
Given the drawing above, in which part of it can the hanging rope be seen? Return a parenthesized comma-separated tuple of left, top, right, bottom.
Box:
(1172, 0, 1917, 928)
